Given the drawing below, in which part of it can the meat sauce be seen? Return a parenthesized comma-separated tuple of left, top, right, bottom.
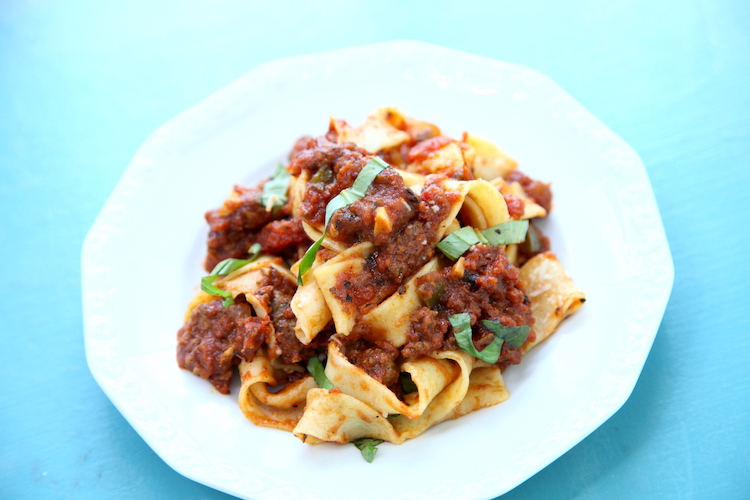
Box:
(506, 170, 553, 214)
(176, 297, 271, 394)
(254, 267, 320, 365)
(176, 268, 329, 392)
(405, 244, 536, 369)
(180, 136, 548, 396)
(204, 185, 285, 272)
(327, 177, 457, 316)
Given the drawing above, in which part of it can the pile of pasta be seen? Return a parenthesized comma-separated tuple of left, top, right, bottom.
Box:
(177, 107, 585, 454)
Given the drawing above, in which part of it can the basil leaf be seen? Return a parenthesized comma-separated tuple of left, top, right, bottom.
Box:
(399, 372, 418, 394)
(296, 157, 389, 284)
(296, 233, 325, 285)
(260, 163, 291, 210)
(482, 320, 531, 349)
(520, 223, 543, 253)
(202, 247, 264, 307)
(210, 256, 258, 277)
(449, 313, 503, 363)
(424, 279, 446, 309)
(436, 220, 529, 261)
(306, 356, 334, 390)
(349, 157, 388, 197)
(324, 189, 361, 226)
(310, 164, 333, 184)
(323, 157, 388, 227)
(200, 274, 232, 301)
(247, 242, 262, 259)
(481, 220, 529, 246)
(474, 228, 490, 245)
(436, 226, 481, 260)
(352, 438, 384, 463)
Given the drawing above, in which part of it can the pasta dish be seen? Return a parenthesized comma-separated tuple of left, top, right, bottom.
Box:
(175, 108, 585, 461)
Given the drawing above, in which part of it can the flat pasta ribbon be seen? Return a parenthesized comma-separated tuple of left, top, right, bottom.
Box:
(238, 352, 318, 432)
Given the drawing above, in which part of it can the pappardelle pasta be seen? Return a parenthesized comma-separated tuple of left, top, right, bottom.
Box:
(176, 108, 585, 462)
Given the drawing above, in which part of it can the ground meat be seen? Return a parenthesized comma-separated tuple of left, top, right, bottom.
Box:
(446, 245, 531, 327)
(291, 140, 458, 318)
(505, 170, 553, 213)
(404, 244, 535, 365)
(176, 299, 271, 394)
(344, 337, 400, 388)
(402, 307, 449, 358)
(292, 142, 372, 226)
(289, 135, 319, 161)
(330, 177, 457, 315)
(256, 217, 310, 254)
(254, 268, 315, 365)
(328, 168, 419, 246)
(375, 178, 456, 281)
(204, 185, 284, 272)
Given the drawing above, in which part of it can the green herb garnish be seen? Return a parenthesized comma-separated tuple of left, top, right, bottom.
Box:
(424, 279, 446, 309)
(200, 275, 234, 308)
(352, 438, 384, 463)
(449, 313, 504, 363)
(200, 244, 263, 307)
(296, 236, 325, 286)
(436, 226, 481, 261)
(310, 164, 334, 184)
(323, 156, 388, 224)
(296, 157, 389, 284)
(399, 372, 418, 394)
(481, 320, 531, 349)
(520, 223, 543, 253)
(306, 356, 334, 390)
(436, 220, 530, 261)
(449, 313, 532, 362)
(481, 219, 529, 246)
(260, 163, 291, 211)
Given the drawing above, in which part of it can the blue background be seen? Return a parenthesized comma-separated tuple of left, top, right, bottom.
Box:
(2, 1, 749, 498)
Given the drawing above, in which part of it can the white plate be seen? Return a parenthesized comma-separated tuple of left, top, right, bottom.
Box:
(82, 41, 673, 500)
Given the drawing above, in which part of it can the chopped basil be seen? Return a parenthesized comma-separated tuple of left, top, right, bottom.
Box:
(247, 242, 262, 259)
(210, 245, 262, 276)
(296, 157, 389, 284)
(323, 156, 388, 228)
(449, 313, 503, 363)
(399, 372, 418, 394)
(306, 356, 334, 390)
(436, 226, 481, 261)
(296, 235, 325, 286)
(520, 223, 543, 253)
(481, 219, 529, 246)
(260, 163, 291, 211)
(200, 275, 235, 308)
(352, 438, 384, 463)
(424, 279, 446, 309)
(437, 220, 530, 261)
(310, 164, 334, 184)
(475, 228, 490, 245)
(200, 245, 263, 307)
(449, 313, 532, 362)
(481, 320, 531, 349)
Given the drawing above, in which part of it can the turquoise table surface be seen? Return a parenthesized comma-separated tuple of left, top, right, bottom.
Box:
(2, 1, 749, 499)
